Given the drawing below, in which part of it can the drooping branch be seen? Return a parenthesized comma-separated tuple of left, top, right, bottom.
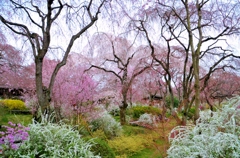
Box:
(86, 65, 123, 82)
(201, 54, 240, 91)
(49, 0, 107, 93)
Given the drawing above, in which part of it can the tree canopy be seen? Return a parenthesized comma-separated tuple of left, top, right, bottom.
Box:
(0, 0, 240, 124)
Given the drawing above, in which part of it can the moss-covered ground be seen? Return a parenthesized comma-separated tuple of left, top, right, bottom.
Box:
(0, 105, 32, 127)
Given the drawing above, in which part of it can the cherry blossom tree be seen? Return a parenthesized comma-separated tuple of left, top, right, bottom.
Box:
(202, 70, 240, 109)
(24, 57, 98, 121)
(0, 0, 108, 121)
(0, 33, 35, 98)
(127, 0, 240, 124)
(133, 68, 166, 107)
(87, 33, 152, 125)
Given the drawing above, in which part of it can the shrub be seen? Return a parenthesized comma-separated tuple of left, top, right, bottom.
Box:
(90, 138, 115, 158)
(91, 129, 107, 140)
(167, 96, 240, 158)
(122, 125, 146, 136)
(0, 122, 29, 156)
(9, 121, 100, 158)
(90, 111, 122, 138)
(109, 107, 120, 116)
(108, 135, 151, 156)
(185, 107, 195, 119)
(127, 105, 161, 119)
(1, 99, 27, 110)
(165, 96, 179, 109)
(138, 113, 156, 125)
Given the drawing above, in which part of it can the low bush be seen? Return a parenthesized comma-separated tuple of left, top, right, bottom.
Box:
(0, 122, 29, 156)
(165, 96, 179, 109)
(184, 107, 195, 119)
(0, 99, 27, 111)
(90, 138, 115, 158)
(9, 121, 100, 158)
(91, 129, 107, 140)
(167, 96, 240, 158)
(127, 105, 161, 119)
(90, 111, 122, 138)
(138, 113, 156, 126)
(108, 135, 152, 156)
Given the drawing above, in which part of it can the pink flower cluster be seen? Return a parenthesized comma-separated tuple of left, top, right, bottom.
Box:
(0, 122, 29, 151)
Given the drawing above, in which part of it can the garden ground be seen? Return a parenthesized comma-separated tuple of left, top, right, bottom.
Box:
(0, 104, 178, 157)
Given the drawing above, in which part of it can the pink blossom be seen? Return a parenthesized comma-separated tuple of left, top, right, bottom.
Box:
(0, 122, 29, 152)
(10, 144, 18, 150)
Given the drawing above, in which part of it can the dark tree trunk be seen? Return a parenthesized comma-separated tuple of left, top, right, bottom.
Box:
(120, 106, 127, 125)
(120, 93, 128, 125)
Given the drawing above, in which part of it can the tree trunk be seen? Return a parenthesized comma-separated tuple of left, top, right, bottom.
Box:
(166, 76, 175, 112)
(34, 58, 51, 122)
(193, 68, 200, 122)
(120, 106, 126, 125)
(120, 92, 128, 125)
(180, 98, 189, 126)
(185, 0, 201, 123)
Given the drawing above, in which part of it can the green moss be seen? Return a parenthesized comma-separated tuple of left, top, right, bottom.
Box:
(1, 115, 9, 124)
(0, 103, 32, 126)
(127, 106, 162, 119)
(91, 138, 116, 158)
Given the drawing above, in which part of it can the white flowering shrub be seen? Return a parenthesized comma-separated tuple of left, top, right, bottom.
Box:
(10, 121, 100, 158)
(167, 96, 240, 158)
(90, 111, 122, 138)
(138, 113, 156, 125)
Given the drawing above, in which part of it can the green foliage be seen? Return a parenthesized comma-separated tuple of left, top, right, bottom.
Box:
(91, 129, 107, 140)
(185, 107, 195, 119)
(0, 99, 27, 110)
(108, 135, 152, 156)
(122, 125, 146, 136)
(3, 115, 32, 126)
(1, 116, 8, 125)
(129, 148, 163, 158)
(0, 105, 9, 125)
(11, 121, 100, 158)
(188, 107, 195, 114)
(90, 138, 116, 158)
(0, 104, 32, 126)
(127, 105, 162, 119)
(165, 96, 179, 109)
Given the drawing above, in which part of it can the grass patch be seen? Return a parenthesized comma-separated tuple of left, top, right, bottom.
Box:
(129, 148, 163, 158)
(111, 118, 177, 158)
(114, 115, 120, 122)
(4, 114, 32, 126)
(155, 139, 165, 145)
(0, 105, 32, 126)
(122, 125, 147, 136)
